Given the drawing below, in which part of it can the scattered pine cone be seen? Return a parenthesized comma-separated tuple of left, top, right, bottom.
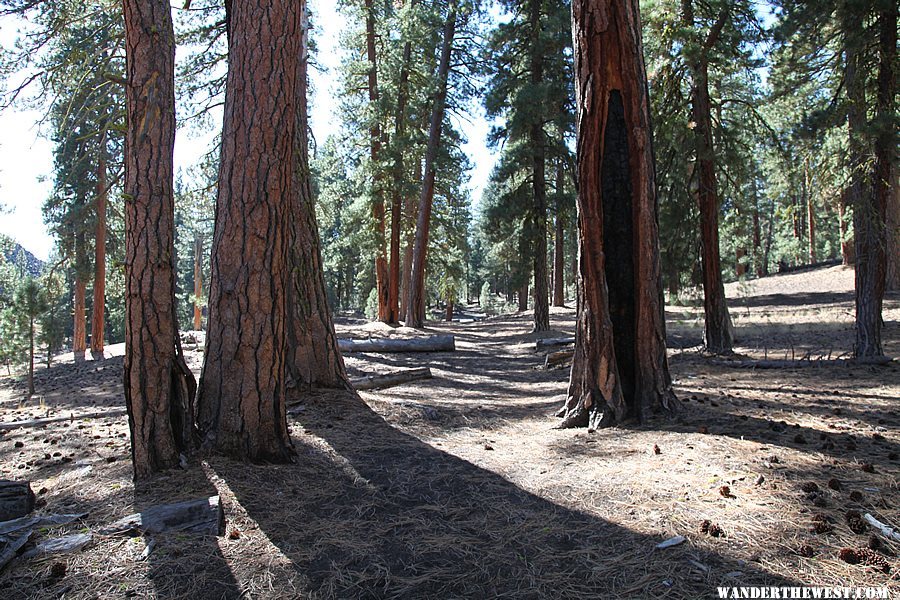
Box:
(861, 463, 876, 473)
(827, 478, 842, 491)
(795, 544, 816, 558)
(228, 529, 241, 540)
(850, 490, 864, 503)
(811, 516, 834, 534)
(708, 523, 725, 537)
(846, 510, 869, 535)
(868, 535, 882, 552)
(653, 444, 661, 455)
(801, 482, 820, 493)
(839, 547, 890, 573)
(700, 519, 711, 534)
(719, 485, 733, 498)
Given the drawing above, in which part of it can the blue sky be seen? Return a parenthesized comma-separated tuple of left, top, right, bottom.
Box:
(0, 0, 498, 261)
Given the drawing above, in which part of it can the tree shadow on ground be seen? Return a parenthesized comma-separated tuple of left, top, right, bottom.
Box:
(214, 391, 800, 599)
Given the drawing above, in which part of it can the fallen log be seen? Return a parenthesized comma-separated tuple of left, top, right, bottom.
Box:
(100, 496, 224, 537)
(21, 533, 92, 560)
(0, 530, 33, 571)
(0, 408, 128, 432)
(338, 335, 455, 353)
(535, 337, 575, 351)
(545, 350, 574, 369)
(351, 367, 433, 391)
(0, 513, 86, 537)
(0, 481, 34, 522)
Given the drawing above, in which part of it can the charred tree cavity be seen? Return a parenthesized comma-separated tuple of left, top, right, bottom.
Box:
(600, 90, 637, 406)
(558, 0, 677, 430)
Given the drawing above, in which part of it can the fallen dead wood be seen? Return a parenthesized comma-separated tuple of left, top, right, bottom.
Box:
(0, 513, 86, 537)
(864, 513, 900, 543)
(100, 496, 224, 537)
(545, 349, 574, 368)
(21, 533, 92, 559)
(0, 408, 128, 432)
(0, 481, 34, 521)
(708, 357, 893, 369)
(338, 335, 455, 353)
(351, 367, 433, 391)
(535, 337, 575, 351)
(0, 530, 32, 571)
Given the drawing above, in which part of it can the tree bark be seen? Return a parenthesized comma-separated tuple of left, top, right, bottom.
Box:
(558, 0, 677, 429)
(684, 0, 733, 354)
(91, 135, 107, 358)
(405, 6, 456, 328)
(286, 7, 350, 390)
(553, 162, 566, 307)
(854, 0, 895, 357)
(72, 229, 87, 363)
(365, 0, 390, 323)
(122, 0, 196, 479)
(529, 0, 550, 333)
(806, 158, 816, 264)
(27, 316, 34, 397)
(753, 200, 763, 277)
(386, 1, 417, 325)
(518, 280, 529, 312)
(887, 167, 899, 291)
(198, 0, 302, 462)
(193, 232, 202, 330)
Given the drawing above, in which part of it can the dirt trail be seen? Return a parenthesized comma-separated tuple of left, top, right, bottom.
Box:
(0, 265, 898, 598)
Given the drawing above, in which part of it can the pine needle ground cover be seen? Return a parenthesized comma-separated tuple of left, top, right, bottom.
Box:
(0, 265, 897, 598)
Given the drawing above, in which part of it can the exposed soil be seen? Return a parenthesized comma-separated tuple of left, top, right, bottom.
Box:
(0, 264, 898, 599)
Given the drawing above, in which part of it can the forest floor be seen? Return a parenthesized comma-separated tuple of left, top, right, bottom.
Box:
(0, 264, 898, 599)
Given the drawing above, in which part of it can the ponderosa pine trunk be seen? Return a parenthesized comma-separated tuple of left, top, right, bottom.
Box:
(887, 168, 899, 291)
(27, 315, 34, 397)
(365, 0, 390, 324)
(198, 0, 302, 461)
(753, 201, 763, 277)
(557, 0, 677, 429)
(286, 7, 349, 389)
(387, 1, 417, 325)
(553, 162, 566, 307)
(684, 0, 733, 354)
(122, 0, 196, 479)
(405, 6, 456, 328)
(91, 134, 107, 358)
(193, 232, 202, 331)
(854, 0, 895, 357)
(806, 158, 816, 264)
(518, 280, 529, 312)
(73, 275, 86, 362)
(529, 0, 550, 333)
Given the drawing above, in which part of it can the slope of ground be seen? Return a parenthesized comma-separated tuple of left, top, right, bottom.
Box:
(0, 265, 897, 599)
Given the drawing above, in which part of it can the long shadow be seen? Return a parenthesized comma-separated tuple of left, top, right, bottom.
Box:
(136, 470, 241, 599)
(217, 392, 800, 599)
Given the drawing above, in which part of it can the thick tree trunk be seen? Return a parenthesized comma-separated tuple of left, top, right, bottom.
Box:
(529, 0, 550, 333)
(72, 277, 86, 362)
(365, 0, 390, 323)
(122, 0, 196, 479)
(399, 159, 421, 320)
(286, 10, 349, 390)
(558, 0, 676, 429)
(518, 280, 529, 312)
(91, 138, 107, 358)
(553, 162, 566, 307)
(887, 167, 900, 291)
(405, 7, 456, 328)
(198, 0, 302, 462)
(193, 233, 202, 330)
(854, 0, 894, 357)
(387, 2, 417, 325)
(684, 0, 733, 354)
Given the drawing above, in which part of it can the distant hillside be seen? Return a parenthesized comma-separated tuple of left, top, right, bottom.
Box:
(0, 234, 45, 278)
